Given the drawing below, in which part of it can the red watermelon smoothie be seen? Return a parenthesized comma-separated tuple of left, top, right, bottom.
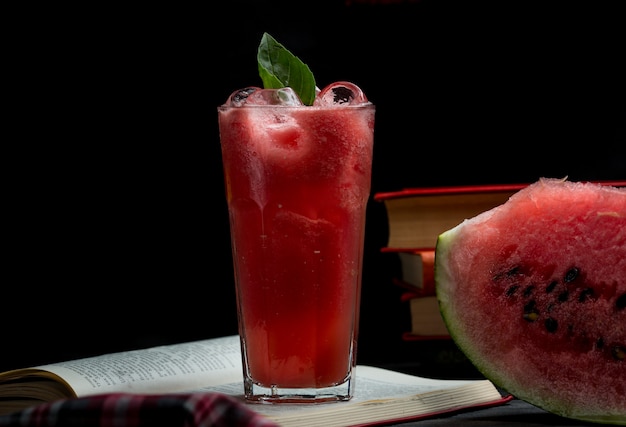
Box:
(218, 82, 375, 403)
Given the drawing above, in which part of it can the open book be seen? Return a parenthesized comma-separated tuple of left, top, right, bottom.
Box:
(0, 335, 511, 427)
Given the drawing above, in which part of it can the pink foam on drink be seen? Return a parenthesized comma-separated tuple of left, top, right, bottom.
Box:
(220, 107, 315, 176)
(219, 82, 373, 187)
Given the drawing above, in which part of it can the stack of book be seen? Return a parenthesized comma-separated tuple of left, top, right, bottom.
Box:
(374, 183, 528, 341)
(386, 248, 449, 340)
(374, 179, 626, 379)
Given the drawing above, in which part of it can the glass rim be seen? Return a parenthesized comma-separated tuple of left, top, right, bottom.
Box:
(217, 102, 375, 112)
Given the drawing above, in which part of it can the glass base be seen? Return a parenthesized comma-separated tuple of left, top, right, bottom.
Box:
(243, 375, 354, 403)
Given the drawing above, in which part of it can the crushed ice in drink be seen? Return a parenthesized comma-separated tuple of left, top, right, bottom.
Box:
(225, 82, 369, 108)
(314, 82, 369, 106)
(226, 87, 257, 107)
(226, 87, 304, 107)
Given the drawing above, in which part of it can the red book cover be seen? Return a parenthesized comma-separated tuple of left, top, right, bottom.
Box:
(373, 180, 626, 202)
(373, 182, 528, 202)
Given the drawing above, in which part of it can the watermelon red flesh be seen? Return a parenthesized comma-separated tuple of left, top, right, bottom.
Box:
(435, 178, 626, 425)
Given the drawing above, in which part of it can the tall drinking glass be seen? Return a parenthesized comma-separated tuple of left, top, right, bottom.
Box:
(217, 82, 375, 403)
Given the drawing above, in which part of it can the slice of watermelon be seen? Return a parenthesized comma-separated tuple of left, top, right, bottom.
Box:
(435, 178, 626, 425)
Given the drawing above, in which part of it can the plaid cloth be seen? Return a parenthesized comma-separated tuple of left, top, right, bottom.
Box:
(0, 392, 279, 427)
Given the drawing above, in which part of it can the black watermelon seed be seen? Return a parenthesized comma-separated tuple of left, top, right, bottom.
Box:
(523, 285, 535, 297)
(596, 337, 605, 349)
(523, 300, 539, 322)
(564, 267, 580, 283)
(611, 346, 625, 361)
(578, 288, 595, 302)
(617, 293, 626, 311)
(507, 266, 521, 276)
(524, 300, 536, 311)
(545, 317, 558, 333)
(558, 291, 570, 302)
(494, 266, 523, 283)
(546, 281, 558, 293)
(506, 285, 520, 297)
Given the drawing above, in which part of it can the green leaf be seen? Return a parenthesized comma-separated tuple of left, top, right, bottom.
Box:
(257, 32, 316, 106)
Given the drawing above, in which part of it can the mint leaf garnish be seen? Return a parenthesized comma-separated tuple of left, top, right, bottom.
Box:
(257, 32, 316, 106)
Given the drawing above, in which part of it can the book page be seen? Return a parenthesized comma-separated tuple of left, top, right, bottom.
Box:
(409, 296, 450, 336)
(384, 191, 518, 248)
(398, 251, 424, 288)
(195, 365, 504, 427)
(36, 335, 243, 397)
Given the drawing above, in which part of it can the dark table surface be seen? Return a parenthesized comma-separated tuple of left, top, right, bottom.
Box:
(391, 398, 601, 427)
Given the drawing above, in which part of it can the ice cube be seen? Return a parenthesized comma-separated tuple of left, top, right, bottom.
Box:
(224, 87, 304, 107)
(314, 82, 369, 106)
(225, 87, 260, 107)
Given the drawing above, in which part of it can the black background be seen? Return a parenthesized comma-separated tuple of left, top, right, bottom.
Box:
(3, 0, 624, 374)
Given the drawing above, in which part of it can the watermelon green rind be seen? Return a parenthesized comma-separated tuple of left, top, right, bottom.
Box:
(435, 178, 626, 425)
